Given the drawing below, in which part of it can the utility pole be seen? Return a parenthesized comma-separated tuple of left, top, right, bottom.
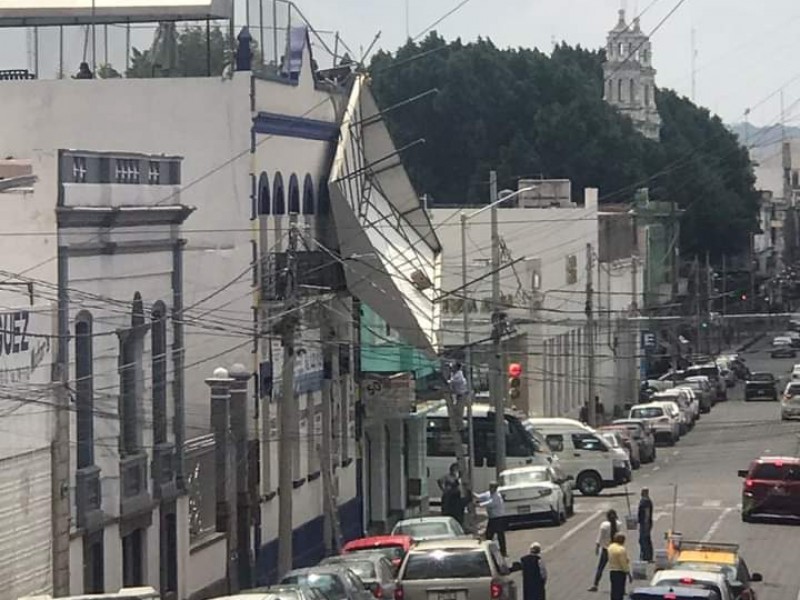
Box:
(490, 170, 506, 477)
(586, 243, 597, 428)
(278, 213, 300, 577)
(722, 254, 727, 316)
(706, 251, 712, 354)
(630, 209, 640, 411)
(459, 213, 476, 508)
(694, 256, 701, 355)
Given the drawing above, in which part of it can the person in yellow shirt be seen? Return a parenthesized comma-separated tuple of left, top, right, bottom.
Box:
(607, 533, 632, 600)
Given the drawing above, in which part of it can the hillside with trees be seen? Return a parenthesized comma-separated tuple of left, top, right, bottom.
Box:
(369, 34, 760, 258)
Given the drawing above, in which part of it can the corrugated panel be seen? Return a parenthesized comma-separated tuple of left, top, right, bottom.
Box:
(0, 448, 52, 600)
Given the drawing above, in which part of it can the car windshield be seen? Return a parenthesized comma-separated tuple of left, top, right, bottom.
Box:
(751, 463, 800, 480)
(500, 470, 548, 486)
(347, 546, 404, 562)
(320, 559, 376, 580)
(688, 366, 718, 379)
(281, 574, 347, 600)
(631, 407, 663, 419)
(785, 385, 800, 397)
(750, 373, 773, 382)
(403, 549, 491, 580)
(656, 579, 723, 599)
(394, 522, 452, 537)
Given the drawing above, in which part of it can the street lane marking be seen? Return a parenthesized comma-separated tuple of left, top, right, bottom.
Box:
(672, 450, 680, 456)
(702, 500, 722, 508)
(653, 466, 661, 471)
(543, 510, 603, 554)
(701, 507, 734, 542)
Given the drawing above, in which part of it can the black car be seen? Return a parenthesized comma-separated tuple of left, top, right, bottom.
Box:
(744, 372, 778, 402)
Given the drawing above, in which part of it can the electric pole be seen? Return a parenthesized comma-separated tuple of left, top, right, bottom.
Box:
(459, 211, 475, 520)
(278, 213, 300, 577)
(490, 170, 506, 477)
(694, 256, 701, 355)
(586, 243, 597, 427)
(706, 251, 712, 354)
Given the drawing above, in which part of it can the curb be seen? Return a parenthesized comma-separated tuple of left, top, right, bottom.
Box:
(735, 333, 766, 353)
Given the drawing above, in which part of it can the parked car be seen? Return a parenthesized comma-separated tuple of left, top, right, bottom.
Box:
(715, 357, 737, 387)
(395, 538, 518, 600)
(784, 330, 800, 348)
(391, 516, 465, 541)
(744, 372, 778, 402)
(790, 364, 800, 381)
(770, 337, 796, 359)
(611, 419, 657, 463)
(599, 428, 641, 469)
(685, 363, 727, 402)
(629, 402, 681, 446)
(672, 541, 763, 600)
(279, 566, 373, 600)
(677, 377, 713, 413)
(320, 554, 397, 600)
(781, 382, 800, 420)
(738, 456, 800, 522)
(341, 535, 413, 571)
(650, 569, 735, 600)
(651, 390, 695, 432)
(498, 464, 574, 526)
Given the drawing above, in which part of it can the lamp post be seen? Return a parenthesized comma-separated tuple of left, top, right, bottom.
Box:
(460, 181, 537, 486)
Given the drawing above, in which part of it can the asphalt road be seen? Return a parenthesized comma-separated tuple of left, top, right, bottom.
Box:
(505, 336, 800, 600)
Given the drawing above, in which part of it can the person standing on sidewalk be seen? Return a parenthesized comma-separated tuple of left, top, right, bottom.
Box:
(589, 509, 622, 592)
(607, 533, 632, 600)
(638, 488, 654, 562)
(475, 482, 507, 556)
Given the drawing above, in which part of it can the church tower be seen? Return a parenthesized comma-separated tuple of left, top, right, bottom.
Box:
(602, 9, 661, 140)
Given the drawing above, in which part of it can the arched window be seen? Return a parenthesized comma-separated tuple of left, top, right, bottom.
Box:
(273, 172, 285, 215)
(258, 171, 270, 215)
(151, 301, 168, 445)
(302, 174, 315, 214)
(288, 173, 300, 214)
(75, 310, 94, 469)
(121, 292, 145, 455)
(630, 79, 635, 103)
(318, 180, 331, 215)
(607, 79, 613, 101)
(645, 84, 651, 106)
(617, 79, 623, 103)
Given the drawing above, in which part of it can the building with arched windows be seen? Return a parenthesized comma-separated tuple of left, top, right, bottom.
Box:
(602, 9, 662, 140)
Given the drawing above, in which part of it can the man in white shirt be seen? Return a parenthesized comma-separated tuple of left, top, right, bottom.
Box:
(476, 482, 507, 556)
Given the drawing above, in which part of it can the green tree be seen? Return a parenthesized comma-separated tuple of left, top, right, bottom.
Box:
(127, 25, 232, 78)
(369, 34, 759, 258)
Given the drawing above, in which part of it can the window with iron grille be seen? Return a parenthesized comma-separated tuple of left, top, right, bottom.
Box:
(72, 156, 87, 183)
(115, 159, 140, 184)
(148, 161, 161, 184)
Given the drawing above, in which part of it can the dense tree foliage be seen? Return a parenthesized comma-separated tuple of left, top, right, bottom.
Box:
(127, 25, 233, 78)
(369, 34, 759, 258)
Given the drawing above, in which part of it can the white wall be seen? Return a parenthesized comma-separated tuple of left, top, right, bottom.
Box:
(0, 74, 253, 437)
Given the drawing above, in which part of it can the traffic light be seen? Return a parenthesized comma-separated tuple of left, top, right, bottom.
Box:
(508, 362, 522, 400)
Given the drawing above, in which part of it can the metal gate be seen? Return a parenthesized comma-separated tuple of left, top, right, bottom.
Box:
(0, 447, 52, 600)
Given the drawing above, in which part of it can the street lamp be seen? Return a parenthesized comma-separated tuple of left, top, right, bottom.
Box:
(460, 182, 537, 488)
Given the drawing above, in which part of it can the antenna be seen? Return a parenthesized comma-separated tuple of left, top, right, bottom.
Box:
(781, 89, 786, 141)
(691, 28, 697, 102)
(405, 0, 410, 39)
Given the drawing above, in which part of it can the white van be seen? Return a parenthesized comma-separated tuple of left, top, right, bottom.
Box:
(424, 402, 552, 501)
(524, 417, 631, 496)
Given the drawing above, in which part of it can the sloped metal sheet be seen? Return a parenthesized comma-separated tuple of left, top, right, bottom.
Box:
(0, 448, 52, 597)
(329, 74, 441, 357)
(0, 0, 232, 26)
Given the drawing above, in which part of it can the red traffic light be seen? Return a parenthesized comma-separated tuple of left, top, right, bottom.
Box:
(508, 362, 522, 378)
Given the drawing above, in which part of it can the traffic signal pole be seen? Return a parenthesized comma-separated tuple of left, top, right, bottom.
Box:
(490, 171, 507, 477)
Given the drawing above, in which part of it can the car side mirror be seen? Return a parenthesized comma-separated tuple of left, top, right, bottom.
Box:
(737, 469, 749, 478)
(751, 573, 763, 582)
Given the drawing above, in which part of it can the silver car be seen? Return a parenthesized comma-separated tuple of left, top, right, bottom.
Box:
(396, 538, 517, 600)
(391, 516, 465, 542)
(320, 553, 398, 600)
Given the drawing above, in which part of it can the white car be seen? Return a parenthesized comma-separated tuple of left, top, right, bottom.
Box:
(650, 569, 734, 600)
(391, 516, 465, 541)
(497, 464, 573, 525)
(781, 381, 800, 420)
(629, 402, 681, 446)
(791, 364, 800, 381)
(653, 389, 697, 430)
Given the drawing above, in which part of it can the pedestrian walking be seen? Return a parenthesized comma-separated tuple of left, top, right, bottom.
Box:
(579, 402, 589, 424)
(475, 482, 507, 556)
(438, 463, 460, 494)
(607, 533, 632, 600)
(638, 488, 654, 562)
(448, 362, 469, 399)
(588, 509, 622, 592)
(517, 542, 548, 600)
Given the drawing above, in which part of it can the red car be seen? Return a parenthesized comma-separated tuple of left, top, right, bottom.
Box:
(342, 535, 413, 570)
(738, 456, 800, 522)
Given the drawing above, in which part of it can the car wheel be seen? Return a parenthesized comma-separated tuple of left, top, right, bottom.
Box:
(668, 435, 676, 447)
(742, 511, 753, 523)
(632, 459, 641, 470)
(577, 471, 603, 496)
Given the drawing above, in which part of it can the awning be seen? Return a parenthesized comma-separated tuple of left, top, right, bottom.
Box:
(329, 74, 441, 358)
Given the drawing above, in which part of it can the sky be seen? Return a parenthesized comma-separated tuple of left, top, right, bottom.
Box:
(1, 0, 799, 128)
(293, 0, 800, 128)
